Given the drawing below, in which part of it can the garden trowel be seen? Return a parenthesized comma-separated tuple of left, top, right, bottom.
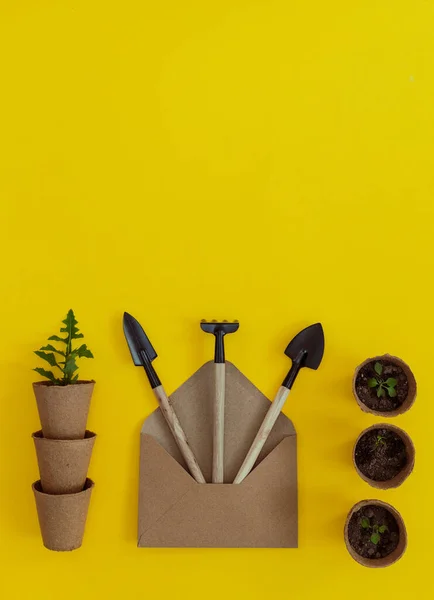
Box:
(123, 312, 206, 483)
(233, 323, 325, 484)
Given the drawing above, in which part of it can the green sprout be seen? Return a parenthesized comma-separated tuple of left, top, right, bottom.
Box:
(34, 309, 94, 385)
(368, 362, 397, 398)
(361, 517, 388, 545)
(375, 434, 386, 448)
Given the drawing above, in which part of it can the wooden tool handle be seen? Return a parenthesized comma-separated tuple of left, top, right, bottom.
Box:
(153, 385, 206, 484)
(213, 362, 225, 483)
(233, 385, 290, 484)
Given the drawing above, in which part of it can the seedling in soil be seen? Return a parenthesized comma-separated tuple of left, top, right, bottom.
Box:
(374, 434, 386, 448)
(361, 516, 388, 545)
(368, 362, 397, 398)
(34, 309, 94, 385)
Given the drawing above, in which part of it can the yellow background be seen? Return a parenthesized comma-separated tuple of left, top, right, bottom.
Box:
(0, 1, 433, 598)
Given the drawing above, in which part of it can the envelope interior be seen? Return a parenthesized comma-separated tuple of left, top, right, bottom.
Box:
(141, 361, 296, 483)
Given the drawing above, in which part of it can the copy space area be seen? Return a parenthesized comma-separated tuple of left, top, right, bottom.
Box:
(0, 1, 432, 598)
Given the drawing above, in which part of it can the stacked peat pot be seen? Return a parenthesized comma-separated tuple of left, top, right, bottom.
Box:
(31, 311, 96, 552)
(344, 354, 416, 568)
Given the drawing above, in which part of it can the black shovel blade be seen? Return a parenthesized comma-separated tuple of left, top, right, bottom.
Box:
(123, 312, 157, 366)
(284, 323, 324, 370)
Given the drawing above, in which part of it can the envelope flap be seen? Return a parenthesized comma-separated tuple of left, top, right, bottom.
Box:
(141, 361, 296, 482)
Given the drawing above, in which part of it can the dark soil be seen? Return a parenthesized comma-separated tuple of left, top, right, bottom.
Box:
(355, 428, 407, 481)
(355, 360, 408, 412)
(348, 505, 400, 559)
(33, 380, 93, 387)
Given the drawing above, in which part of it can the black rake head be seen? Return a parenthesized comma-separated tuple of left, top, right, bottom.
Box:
(200, 320, 240, 336)
(200, 319, 239, 363)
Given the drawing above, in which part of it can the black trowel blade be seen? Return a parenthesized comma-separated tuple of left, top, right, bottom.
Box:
(123, 312, 157, 366)
(284, 323, 324, 369)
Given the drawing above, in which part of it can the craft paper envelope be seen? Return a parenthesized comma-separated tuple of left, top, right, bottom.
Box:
(139, 361, 298, 548)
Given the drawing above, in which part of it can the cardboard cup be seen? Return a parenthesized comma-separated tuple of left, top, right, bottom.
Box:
(33, 381, 95, 439)
(33, 478, 94, 551)
(352, 354, 416, 417)
(33, 430, 96, 494)
(344, 499, 407, 568)
(353, 423, 415, 489)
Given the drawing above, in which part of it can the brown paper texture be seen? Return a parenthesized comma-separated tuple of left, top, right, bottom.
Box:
(33, 381, 94, 439)
(33, 430, 96, 494)
(139, 361, 297, 548)
(33, 478, 94, 552)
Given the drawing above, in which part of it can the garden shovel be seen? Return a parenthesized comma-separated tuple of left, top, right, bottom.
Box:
(233, 323, 324, 484)
(123, 312, 205, 483)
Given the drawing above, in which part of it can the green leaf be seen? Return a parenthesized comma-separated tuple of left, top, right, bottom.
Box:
(387, 387, 397, 398)
(374, 362, 383, 376)
(385, 378, 397, 388)
(61, 309, 84, 340)
(73, 344, 94, 359)
(48, 335, 68, 344)
(40, 310, 93, 384)
(33, 367, 58, 383)
(377, 386, 385, 398)
(63, 354, 78, 382)
(34, 351, 59, 368)
(62, 309, 77, 327)
(61, 327, 84, 336)
(361, 517, 370, 529)
(378, 525, 388, 534)
(40, 344, 66, 356)
(368, 378, 378, 388)
(370, 532, 380, 545)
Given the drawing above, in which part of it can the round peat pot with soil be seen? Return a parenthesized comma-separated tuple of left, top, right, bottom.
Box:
(353, 354, 416, 417)
(344, 500, 407, 568)
(353, 424, 415, 489)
